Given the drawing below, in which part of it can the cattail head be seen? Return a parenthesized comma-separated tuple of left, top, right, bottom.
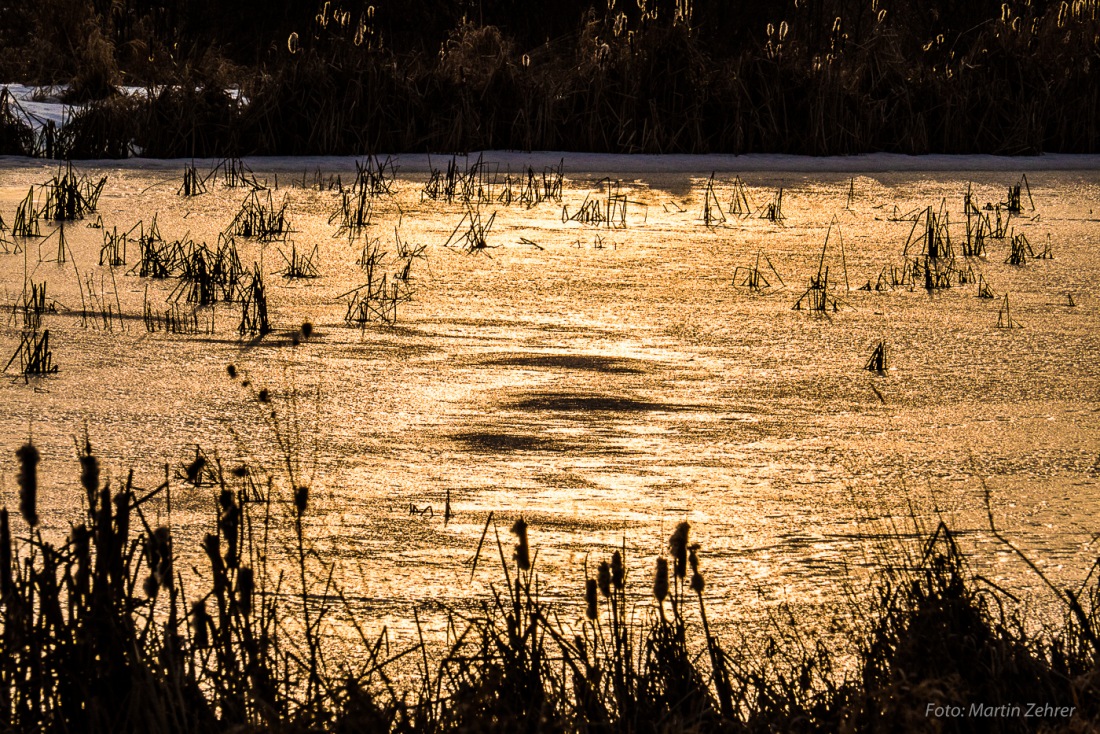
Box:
(202, 532, 221, 566)
(237, 566, 254, 617)
(301, 321, 313, 339)
(585, 578, 598, 620)
(689, 544, 704, 593)
(218, 489, 240, 567)
(184, 450, 206, 485)
(653, 557, 669, 603)
(294, 485, 309, 516)
(597, 560, 611, 597)
(95, 486, 112, 546)
(70, 523, 91, 586)
(0, 508, 11, 596)
(151, 526, 173, 590)
(611, 550, 624, 590)
(113, 489, 131, 545)
(511, 518, 530, 571)
(669, 522, 689, 579)
(258, 388, 270, 403)
(227, 363, 238, 379)
(191, 600, 210, 649)
(80, 452, 99, 512)
(16, 442, 39, 528)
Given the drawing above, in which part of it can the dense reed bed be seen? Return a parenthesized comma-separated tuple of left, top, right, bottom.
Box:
(0, 423, 1097, 732)
(3, 1, 1100, 156)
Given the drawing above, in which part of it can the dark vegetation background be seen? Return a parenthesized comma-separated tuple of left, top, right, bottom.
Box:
(1, 0, 1098, 156)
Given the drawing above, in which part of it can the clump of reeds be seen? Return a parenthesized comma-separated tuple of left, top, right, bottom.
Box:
(340, 261, 411, 327)
(962, 188, 990, 257)
(178, 161, 208, 196)
(997, 292, 1023, 328)
(732, 251, 784, 292)
(1003, 174, 1034, 213)
(977, 274, 996, 299)
(759, 187, 784, 223)
(0, 214, 13, 254)
(4, 329, 59, 380)
(238, 264, 270, 336)
(901, 203, 964, 292)
(143, 286, 214, 334)
(55, 97, 136, 159)
(12, 282, 54, 330)
(352, 154, 397, 197)
(128, 216, 179, 279)
(227, 191, 290, 241)
(211, 156, 264, 190)
(865, 340, 887, 375)
(77, 272, 124, 331)
(12, 188, 41, 238)
(794, 226, 846, 312)
(422, 153, 498, 205)
(516, 159, 564, 207)
(563, 178, 638, 229)
(700, 173, 726, 227)
(298, 167, 343, 191)
(168, 236, 244, 306)
(904, 203, 953, 261)
(99, 226, 128, 266)
(1034, 235, 1054, 259)
(726, 175, 754, 218)
(329, 188, 373, 237)
(37, 221, 73, 264)
(0, 87, 35, 156)
(277, 243, 319, 279)
(1005, 230, 1034, 266)
(39, 163, 106, 221)
(444, 207, 497, 254)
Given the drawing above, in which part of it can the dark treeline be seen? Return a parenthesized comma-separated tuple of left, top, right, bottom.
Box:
(1, 0, 1099, 156)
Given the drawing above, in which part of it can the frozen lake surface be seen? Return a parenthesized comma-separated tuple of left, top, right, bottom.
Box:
(1, 153, 1098, 650)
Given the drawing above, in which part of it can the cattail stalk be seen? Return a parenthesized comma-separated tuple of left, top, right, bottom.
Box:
(0, 508, 11, 597)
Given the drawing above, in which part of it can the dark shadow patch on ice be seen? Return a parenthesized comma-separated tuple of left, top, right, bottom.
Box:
(452, 431, 573, 453)
(484, 353, 646, 374)
(512, 392, 692, 413)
